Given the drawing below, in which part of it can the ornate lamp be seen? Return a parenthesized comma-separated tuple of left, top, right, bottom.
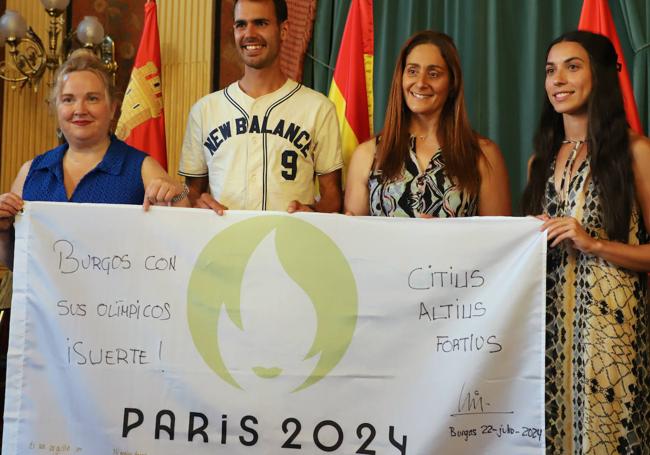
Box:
(0, 0, 117, 91)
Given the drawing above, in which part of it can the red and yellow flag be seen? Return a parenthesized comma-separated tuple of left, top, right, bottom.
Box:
(328, 0, 374, 180)
(116, 0, 167, 169)
(578, 0, 643, 134)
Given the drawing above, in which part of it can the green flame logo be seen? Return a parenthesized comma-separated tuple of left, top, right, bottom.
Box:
(187, 215, 358, 392)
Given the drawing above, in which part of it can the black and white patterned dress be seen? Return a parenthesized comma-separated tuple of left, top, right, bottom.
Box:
(543, 156, 650, 454)
(368, 137, 477, 217)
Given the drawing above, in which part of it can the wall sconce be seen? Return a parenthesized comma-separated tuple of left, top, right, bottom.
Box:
(0, 0, 117, 91)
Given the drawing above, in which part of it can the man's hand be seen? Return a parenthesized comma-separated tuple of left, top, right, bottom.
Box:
(195, 193, 228, 215)
(287, 200, 315, 213)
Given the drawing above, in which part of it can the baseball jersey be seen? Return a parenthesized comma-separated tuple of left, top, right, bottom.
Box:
(179, 79, 343, 211)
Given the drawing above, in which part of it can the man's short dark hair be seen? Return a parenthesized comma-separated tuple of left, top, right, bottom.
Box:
(233, 0, 288, 23)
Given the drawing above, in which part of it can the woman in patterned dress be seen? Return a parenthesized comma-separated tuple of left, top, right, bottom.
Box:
(523, 31, 650, 454)
(344, 30, 511, 217)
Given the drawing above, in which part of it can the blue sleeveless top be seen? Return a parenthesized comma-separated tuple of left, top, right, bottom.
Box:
(22, 136, 148, 204)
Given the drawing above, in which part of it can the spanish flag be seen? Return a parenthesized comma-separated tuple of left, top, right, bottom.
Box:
(116, 0, 167, 169)
(328, 0, 374, 180)
(578, 0, 643, 134)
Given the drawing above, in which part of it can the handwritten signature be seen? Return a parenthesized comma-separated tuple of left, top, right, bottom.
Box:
(450, 382, 514, 417)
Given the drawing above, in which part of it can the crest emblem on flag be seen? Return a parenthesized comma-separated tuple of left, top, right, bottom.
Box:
(115, 61, 163, 139)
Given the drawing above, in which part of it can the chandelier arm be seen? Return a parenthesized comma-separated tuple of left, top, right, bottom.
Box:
(0, 60, 30, 84)
(0, 29, 46, 89)
(100, 37, 118, 76)
(8, 29, 48, 84)
(0, 7, 116, 91)
(45, 11, 66, 70)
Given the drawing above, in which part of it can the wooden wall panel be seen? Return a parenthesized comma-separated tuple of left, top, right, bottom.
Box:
(0, 0, 5, 275)
(220, 0, 244, 88)
(158, 0, 215, 180)
(0, 0, 5, 179)
(1, 0, 58, 193)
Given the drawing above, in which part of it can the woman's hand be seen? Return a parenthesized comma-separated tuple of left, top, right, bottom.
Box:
(540, 215, 600, 254)
(0, 192, 24, 231)
(143, 179, 189, 210)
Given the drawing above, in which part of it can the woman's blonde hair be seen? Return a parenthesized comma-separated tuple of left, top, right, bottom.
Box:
(49, 49, 115, 107)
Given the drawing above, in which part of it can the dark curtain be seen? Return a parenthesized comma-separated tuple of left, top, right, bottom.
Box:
(303, 0, 351, 94)
(304, 0, 643, 213)
(620, 0, 650, 135)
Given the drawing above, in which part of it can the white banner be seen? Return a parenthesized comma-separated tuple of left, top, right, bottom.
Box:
(3, 202, 546, 455)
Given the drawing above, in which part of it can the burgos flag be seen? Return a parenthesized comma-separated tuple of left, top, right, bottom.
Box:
(328, 0, 374, 180)
(116, 0, 168, 169)
(578, 0, 643, 134)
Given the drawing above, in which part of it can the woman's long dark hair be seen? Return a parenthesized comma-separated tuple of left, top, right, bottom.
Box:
(376, 30, 481, 195)
(522, 30, 633, 242)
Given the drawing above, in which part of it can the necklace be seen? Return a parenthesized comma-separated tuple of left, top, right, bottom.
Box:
(557, 139, 587, 215)
(562, 138, 587, 145)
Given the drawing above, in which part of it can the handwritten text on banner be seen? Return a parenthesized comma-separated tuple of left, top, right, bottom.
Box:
(3, 202, 546, 454)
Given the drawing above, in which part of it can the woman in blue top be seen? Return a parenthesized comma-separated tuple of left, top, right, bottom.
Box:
(0, 49, 188, 268)
(345, 30, 510, 217)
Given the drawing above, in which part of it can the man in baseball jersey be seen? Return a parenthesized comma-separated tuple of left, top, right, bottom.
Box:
(179, 0, 343, 213)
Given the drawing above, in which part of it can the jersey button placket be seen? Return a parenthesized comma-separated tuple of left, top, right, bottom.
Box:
(247, 134, 258, 209)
